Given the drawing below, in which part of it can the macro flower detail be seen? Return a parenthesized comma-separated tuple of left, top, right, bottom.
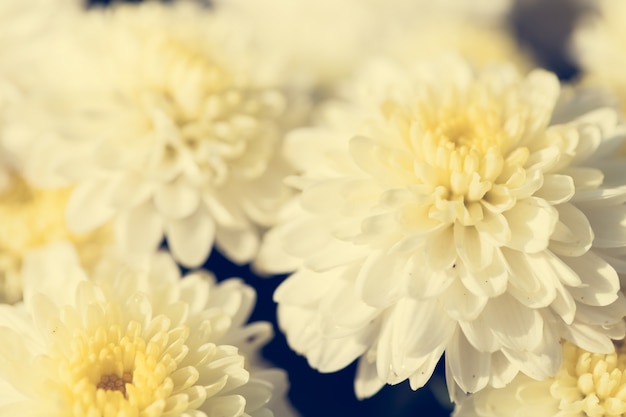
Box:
(26, 1, 293, 267)
(257, 56, 626, 399)
(0, 242, 289, 417)
(453, 340, 626, 417)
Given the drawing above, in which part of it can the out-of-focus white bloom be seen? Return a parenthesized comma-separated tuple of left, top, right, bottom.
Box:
(257, 55, 626, 399)
(0, 0, 82, 80)
(0, 8, 112, 303)
(572, 0, 626, 111)
(383, 18, 531, 74)
(22, 1, 294, 267)
(454, 340, 626, 417)
(0, 176, 110, 304)
(213, 0, 518, 93)
(0, 242, 291, 416)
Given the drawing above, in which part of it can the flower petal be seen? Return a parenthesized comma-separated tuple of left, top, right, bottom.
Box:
(154, 178, 200, 220)
(549, 203, 593, 256)
(441, 279, 488, 321)
(565, 250, 620, 306)
(454, 224, 494, 272)
(583, 204, 626, 248)
(503, 197, 558, 253)
(482, 293, 544, 352)
(215, 227, 259, 265)
(446, 328, 490, 394)
(66, 178, 117, 234)
(355, 357, 385, 400)
(274, 268, 336, 307)
(166, 208, 215, 268)
(458, 250, 507, 298)
(534, 174, 575, 205)
(116, 201, 164, 255)
(356, 251, 407, 308)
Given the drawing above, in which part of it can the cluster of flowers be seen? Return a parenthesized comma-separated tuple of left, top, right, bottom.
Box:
(2, 0, 626, 416)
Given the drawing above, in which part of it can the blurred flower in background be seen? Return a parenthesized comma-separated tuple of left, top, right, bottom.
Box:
(572, 0, 626, 113)
(10, 0, 297, 269)
(0, 0, 112, 304)
(0, 176, 111, 303)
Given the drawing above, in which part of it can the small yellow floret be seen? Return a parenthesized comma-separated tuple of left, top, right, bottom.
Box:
(551, 341, 626, 417)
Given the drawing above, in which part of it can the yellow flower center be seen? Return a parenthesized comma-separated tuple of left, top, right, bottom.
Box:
(97, 373, 133, 396)
(376, 79, 538, 227)
(551, 341, 626, 417)
(417, 86, 530, 201)
(0, 176, 109, 303)
(58, 313, 190, 417)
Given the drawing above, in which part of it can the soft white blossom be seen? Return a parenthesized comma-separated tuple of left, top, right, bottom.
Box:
(20, 1, 294, 267)
(257, 55, 626, 399)
(0, 242, 291, 416)
(0, 1, 114, 303)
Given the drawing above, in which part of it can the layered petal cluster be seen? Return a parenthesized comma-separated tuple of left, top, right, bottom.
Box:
(258, 56, 626, 399)
(0, 242, 290, 417)
(454, 340, 626, 417)
(572, 0, 626, 111)
(23, 1, 294, 267)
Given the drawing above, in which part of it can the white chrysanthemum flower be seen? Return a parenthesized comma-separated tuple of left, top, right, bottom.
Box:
(572, 0, 626, 112)
(257, 56, 626, 399)
(0, 242, 291, 416)
(454, 340, 626, 417)
(24, 1, 293, 267)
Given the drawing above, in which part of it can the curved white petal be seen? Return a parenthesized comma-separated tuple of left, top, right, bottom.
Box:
(66, 178, 117, 234)
(356, 250, 407, 308)
(454, 224, 494, 272)
(166, 208, 215, 268)
(482, 294, 544, 352)
(109, 171, 155, 210)
(503, 197, 558, 253)
(273, 267, 337, 307)
(446, 328, 491, 394)
(582, 203, 626, 248)
(458, 251, 507, 299)
(154, 178, 200, 220)
(115, 201, 164, 255)
(549, 203, 593, 256)
(441, 279, 488, 321)
(215, 226, 259, 265)
(277, 304, 372, 373)
(534, 174, 575, 205)
(354, 356, 386, 400)
(565, 250, 620, 306)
